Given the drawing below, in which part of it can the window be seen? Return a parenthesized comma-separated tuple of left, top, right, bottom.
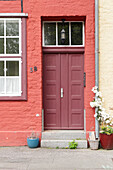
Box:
(43, 21, 84, 46)
(0, 18, 27, 100)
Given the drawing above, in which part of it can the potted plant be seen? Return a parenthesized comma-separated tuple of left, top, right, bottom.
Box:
(27, 132, 39, 148)
(90, 86, 113, 150)
(100, 125, 113, 149)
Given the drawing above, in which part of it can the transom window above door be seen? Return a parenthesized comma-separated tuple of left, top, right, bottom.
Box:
(43, 21, 84, 46)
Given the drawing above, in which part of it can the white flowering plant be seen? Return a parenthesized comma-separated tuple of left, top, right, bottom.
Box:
(90, 86, 113, 126)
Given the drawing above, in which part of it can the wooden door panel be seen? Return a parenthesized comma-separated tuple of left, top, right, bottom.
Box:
(43, 53, 60, 129)
(69, 53, 84, 129)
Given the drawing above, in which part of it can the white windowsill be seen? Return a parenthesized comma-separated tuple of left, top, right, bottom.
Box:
(0, 13, 28, 17)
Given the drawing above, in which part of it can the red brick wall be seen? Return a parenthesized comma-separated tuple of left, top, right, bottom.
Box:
(0, 0, 95, 146)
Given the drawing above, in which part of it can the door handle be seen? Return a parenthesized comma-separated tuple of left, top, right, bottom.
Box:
(61, 88, 63, 98)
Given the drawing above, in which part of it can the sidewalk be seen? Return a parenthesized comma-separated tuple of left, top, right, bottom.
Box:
(0, 147, 113, 170)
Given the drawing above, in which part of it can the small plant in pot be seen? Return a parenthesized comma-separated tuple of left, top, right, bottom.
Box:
(90, 86, 113, 150)
(27, 132, 39, 148)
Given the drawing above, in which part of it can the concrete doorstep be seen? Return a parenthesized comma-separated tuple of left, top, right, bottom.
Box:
(41, 130, 87, 149)
(41, 139, 87, 149)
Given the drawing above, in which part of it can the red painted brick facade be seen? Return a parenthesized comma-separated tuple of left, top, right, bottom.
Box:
(0, 0, 95, 146)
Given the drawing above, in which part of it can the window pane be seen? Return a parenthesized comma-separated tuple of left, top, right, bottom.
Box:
(6, 20, 19, 36)
(0, 61, 4, 76)
(0, 38, 4, 54)
(0, 20, 4, 36)
(6, 78, 19, 94)
(58, 23, 69, 45)
(44, 23, 56, 45)
(6, 61, 19, 76)
(71, 22, 83, 45)
(0, 78, 5, 94)
(6, 38, 19, 54)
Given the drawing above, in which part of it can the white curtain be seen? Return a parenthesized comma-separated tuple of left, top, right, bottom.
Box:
(6, 78, 19, 94)
(0, 78, 5, 94)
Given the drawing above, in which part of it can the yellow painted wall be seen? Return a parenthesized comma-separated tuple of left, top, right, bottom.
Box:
(99, 0, 113, 117)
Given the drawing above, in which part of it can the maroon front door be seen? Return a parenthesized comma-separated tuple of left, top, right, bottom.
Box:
(43, 48, 84, 130)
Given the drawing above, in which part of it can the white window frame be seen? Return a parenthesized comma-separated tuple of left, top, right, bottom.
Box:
(0, 58, 21, 96)
(0, 18, 21, 56)
(42, 21, 85, 47)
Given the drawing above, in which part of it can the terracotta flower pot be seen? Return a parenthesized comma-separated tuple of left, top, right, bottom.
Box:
(100, 133, 113, 150)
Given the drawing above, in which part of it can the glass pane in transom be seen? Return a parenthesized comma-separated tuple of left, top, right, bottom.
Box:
(44, 23, 56, 45)
(71, 22, 83, 45)
(0, 38, 4, 54)
(6, 20, 19, 36)
(6, 61, 19, 76)
(0, 20, 4, 36)
(0, 61, 4, 76)
(58, 22, 69, 45)
(6, 38, 19, 54)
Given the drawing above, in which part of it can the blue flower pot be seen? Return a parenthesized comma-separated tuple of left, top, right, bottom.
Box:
(27, 138, 39, 148)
